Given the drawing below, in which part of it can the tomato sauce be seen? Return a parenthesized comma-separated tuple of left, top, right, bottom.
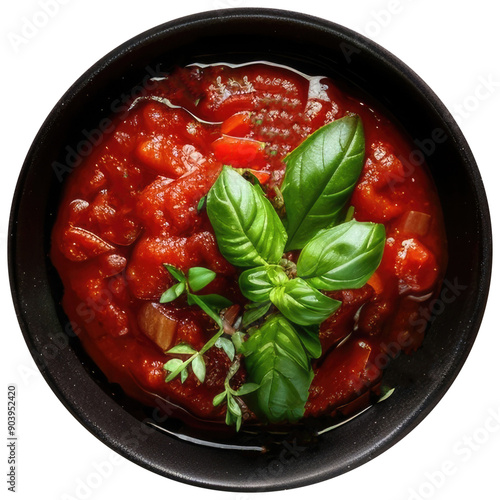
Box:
(51, 62, 446, 432)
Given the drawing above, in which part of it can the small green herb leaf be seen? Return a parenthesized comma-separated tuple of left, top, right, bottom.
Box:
(166, 343, 197, 355)
(192, 355, 206, 383)
(206, 166, 287, 267)
(269, 278, 341, 326)
(187, 293, 223, 326)
(159, 281, 186, 303)
(180, 368, 188, 383)
(163, 264, 186, 283)
(233, 382, 260, 397)
(239, 265, 288, 303)
(377, 386, 396, 403)
(282, 115, 365, 250)
(297, 220, 386, 290)
(163, 358, 184, 373)
(187, 267, 217, 292)
(215, 337, 235, 361)
(240, 314, 313, 423)
(227, 394, 242, 417)
(213, 391, 227, 407)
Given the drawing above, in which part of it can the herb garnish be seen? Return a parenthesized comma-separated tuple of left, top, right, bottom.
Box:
(160, 115, 386, 429)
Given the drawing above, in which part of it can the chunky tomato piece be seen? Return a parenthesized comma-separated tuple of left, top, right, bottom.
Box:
(306, 338, 380, 417)
(352, 142, 407, 222)
(382, 236, 439, 293)
(212, 135, 268, 169)
(221, 111, 253, 137)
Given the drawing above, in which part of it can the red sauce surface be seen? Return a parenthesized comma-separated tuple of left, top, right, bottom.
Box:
(51, 63, 447, 429)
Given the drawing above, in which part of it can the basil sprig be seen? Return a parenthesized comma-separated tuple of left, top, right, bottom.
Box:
(160, 115, 386, 428)
(281, 115, 365, 250)
(160, 265, 233, 384)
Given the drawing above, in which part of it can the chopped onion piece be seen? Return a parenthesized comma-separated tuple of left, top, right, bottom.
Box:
(137, 303, 177, 351)
(400, 211, 431, 236)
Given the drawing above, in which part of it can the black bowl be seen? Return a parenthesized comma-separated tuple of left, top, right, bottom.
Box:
(8, 8, 492, 492)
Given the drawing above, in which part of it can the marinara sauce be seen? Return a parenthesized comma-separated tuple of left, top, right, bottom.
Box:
(51, 62, 446, 431)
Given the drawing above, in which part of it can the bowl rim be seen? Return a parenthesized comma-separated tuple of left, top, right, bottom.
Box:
(8, 7, 493, 492)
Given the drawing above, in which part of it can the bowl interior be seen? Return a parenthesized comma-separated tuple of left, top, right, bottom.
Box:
(9, 8, 491, 491)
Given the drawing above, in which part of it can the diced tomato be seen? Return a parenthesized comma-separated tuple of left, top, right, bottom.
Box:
(306, 338, 380, 417)
(221, 111, 252, 137)
(382, 237, 439, 293)
(249, 169, 271, 184)
(136, 135, 190, 177)
(352, 142, 408, 222)
(212, 135, 267, 169)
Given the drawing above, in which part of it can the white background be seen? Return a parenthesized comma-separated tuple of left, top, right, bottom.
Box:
(2, 0, 498, 499)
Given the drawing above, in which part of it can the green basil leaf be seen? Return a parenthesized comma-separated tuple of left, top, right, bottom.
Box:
(282, 115, 365, 250)
(270, 278, 341, 326)
(187, 267, 217, 292)
(297, 220, 386, 290)
(206, 166, 287, 267)
(162, 264, 186, 283)
(295, 324, 322, 359)
(191, 355, 206, 383)
(240, 314, 314, 423)
(241, 301, 272, 328)
(239, 265, 288, 303)
(159, 281, 186, 303)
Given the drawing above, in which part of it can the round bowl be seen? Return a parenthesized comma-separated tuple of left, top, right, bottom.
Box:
(8, 8, 492, 491)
